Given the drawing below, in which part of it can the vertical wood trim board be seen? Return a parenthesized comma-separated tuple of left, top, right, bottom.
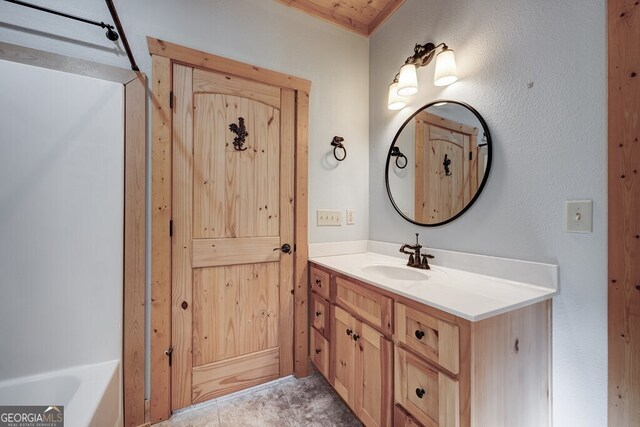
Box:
(608, 1, 640, 425)
(150, 55, 172, 423)
(294, 90, 310, 377)
(280, 89, 296, 376)
(123, 74, 148, 427)
(171, 64, 194, 411)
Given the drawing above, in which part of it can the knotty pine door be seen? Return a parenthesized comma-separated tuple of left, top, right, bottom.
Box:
(171, 64, 295, 410)
(415, 111, 478, 224)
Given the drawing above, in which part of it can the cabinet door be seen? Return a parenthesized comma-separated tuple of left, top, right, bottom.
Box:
(333, 305, 357, 407)
(395, 347, 459, 427)
(355, 322, 392, 427)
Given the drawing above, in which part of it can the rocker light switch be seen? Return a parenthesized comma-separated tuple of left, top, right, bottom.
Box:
(566, 200, 593, 233)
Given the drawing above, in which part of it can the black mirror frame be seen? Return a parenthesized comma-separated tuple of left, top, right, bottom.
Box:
(385, 100, 493, 227)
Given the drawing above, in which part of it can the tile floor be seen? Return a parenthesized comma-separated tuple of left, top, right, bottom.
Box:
(156, 368, 363, 426)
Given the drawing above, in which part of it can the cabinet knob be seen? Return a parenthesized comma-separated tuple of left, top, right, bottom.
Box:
(346, 328, 353, 336)
(315, 348, 321, 354)
(415, 388, 426, 399)
(352, 334, 360, 342)
(315, 311, 322, 317)
(415, 330, 425, 340)
(315, 279, 322, 286)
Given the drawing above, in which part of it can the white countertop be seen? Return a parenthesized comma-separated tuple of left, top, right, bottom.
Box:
(309, 251, 557, 322)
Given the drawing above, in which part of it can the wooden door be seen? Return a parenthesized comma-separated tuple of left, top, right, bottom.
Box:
(355, 322, 392, 427)
(171, 64, 295, 410)
(333, 305, 357, 407)
(415, 112, 478, 223)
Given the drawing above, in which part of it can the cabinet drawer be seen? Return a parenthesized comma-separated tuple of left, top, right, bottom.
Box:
(311, 293, 330, 337)
(334, 276, 393, 336)
(310, 328, 330, 380)
(310, 265, 330, 300)
(394, 405, 425, 427)
(395, 347, 459, 427)
(395, 302, 459, 375)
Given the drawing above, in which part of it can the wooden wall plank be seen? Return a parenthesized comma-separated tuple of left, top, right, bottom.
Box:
(150, 54, 172, 424)
(171, 64, 194, 411)
(294, 91, 310, 377)
(0, 41, 137, 84)
(608, 0, 640, 425)
(147, 37, 311, 93)
(279, 89, 296, 376)
(123, 74, 147, 427)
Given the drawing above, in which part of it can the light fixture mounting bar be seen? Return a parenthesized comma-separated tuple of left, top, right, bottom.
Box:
(405, 42, 447, 68)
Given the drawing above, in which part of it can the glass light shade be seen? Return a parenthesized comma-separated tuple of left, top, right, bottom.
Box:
(387, 82, 406, 110)
(397, 63, 419, 96)
(434, 48, 458, 86)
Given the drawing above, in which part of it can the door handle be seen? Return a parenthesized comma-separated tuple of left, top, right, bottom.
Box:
(274, 243, 292, 254)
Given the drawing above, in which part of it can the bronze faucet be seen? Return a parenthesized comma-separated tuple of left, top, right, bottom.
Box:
(399, 233, 435, 270)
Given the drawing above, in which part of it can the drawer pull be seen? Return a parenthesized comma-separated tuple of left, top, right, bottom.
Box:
(415, 330, 425, 340)
(315, 348, 322, 354)
(352, 334, 360, 342)
(346, 328, 353, 336)
(315, 311, 322, 317)
(315, 279, 322, 287)
(415, 388, 426, 399)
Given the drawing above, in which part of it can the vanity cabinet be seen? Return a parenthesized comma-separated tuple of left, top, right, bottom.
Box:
(309, 260, 551, 427)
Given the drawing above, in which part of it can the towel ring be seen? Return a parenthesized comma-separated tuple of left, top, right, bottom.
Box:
(331, 136, 346, 161)
(390, 147, 407, 169)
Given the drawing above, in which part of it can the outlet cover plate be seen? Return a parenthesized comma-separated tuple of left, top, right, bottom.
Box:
(566, 200, 593, 233)
(317, 209, 343, 226)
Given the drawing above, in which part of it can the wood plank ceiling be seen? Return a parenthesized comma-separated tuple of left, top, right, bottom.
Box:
(274, 0, 405, 37)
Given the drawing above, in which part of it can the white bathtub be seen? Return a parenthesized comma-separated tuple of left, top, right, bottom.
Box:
(0, 360, 121, 427)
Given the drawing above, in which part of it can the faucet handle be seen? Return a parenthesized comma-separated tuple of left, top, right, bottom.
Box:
(407, 253, 415, 267)
(421, 253, 435, 270)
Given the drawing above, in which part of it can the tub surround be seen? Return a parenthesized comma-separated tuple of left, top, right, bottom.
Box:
(0, 360, 121, 427)
(309, 240, 557, 321)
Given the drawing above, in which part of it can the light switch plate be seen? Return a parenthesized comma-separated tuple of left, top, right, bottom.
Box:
(566, 200, 593, 233)
(317, 209, 342, 226)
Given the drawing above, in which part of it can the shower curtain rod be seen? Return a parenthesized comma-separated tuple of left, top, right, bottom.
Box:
(4, 0, 139, 71)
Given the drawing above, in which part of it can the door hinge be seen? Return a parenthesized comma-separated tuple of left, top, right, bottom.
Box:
(165, 346, 174, 367)
(469, 151, 473, 160)
(169, 91, 174, 109)
(169, 220, 173, 237)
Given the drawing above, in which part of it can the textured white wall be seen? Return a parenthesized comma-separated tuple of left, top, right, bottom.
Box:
(0, 0, 371, 244)
(0, 59, 124, 380)
(370, 1, 606, 425)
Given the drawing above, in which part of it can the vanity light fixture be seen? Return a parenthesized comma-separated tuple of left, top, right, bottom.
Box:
(387, 42, 458, 110)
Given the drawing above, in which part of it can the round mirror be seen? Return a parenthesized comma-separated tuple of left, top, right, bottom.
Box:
(385, 100, 492, 226)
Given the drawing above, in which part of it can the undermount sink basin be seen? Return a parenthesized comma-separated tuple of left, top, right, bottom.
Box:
(361, 264, 431, 281)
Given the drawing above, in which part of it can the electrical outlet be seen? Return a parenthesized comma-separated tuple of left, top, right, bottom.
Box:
(566, 200, 593, 233)
(346, 209, 354, 225)
(317, 209, 343, 226)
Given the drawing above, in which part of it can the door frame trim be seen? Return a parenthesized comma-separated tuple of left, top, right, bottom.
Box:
(148, 37, 311, 423)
